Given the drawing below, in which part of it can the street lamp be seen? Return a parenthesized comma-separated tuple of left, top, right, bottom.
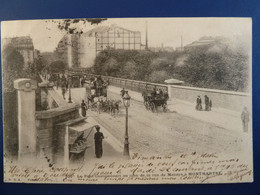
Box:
(122, 91, 131, 157)
(68, 75, 72, 103)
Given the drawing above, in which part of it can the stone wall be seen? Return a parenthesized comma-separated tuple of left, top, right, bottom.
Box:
(170, 85, 251, 112)
(35, 104, 80, 165)
(66, 72, 251, 112)
(3, 90, 18, 158)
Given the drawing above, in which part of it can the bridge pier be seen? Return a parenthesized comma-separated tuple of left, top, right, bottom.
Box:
(14, 78, 37, 163)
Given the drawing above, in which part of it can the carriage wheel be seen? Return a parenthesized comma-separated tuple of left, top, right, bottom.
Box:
(163, 104, 167, 112)
(144, 101, 150, 110)
(150, 102, 156, 112)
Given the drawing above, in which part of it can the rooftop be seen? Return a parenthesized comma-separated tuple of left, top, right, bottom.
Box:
(3, 36, 34, 49)
(85, 24, 140, 36)
(184, 36, 227, 49)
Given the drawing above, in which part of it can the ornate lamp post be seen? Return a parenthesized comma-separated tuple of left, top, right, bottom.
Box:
(68, 75, 72, 103)
(122, 91, 131, 157)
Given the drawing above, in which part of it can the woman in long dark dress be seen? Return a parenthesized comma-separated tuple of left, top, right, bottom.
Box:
(81, 100, 87, 117)
(94, 126, 104, 158)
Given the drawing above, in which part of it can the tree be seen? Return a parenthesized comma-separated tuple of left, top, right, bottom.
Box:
(48, 60, 68, 73)
(2, 47, 25, 91)
(148, 70, 169, 83)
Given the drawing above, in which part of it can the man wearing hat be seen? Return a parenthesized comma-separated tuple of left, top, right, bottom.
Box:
(196, 96, 202, 111)
(94, 125, 104, 158)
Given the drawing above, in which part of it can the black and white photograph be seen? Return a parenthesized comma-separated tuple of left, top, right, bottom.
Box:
(1, 18, 253, 184)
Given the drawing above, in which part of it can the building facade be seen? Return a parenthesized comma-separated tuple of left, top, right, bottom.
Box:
(55, 25, 146, 68)
(2, 36, 35, 68)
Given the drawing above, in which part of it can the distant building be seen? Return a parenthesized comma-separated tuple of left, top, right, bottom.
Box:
(55, 24, 146, 68)
(184, 36, 228, 52)
(149, 46, 175, 52)
(2, 36, 35, 68)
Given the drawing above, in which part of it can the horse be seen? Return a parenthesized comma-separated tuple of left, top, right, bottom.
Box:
(86, 94, 95, 109)
(109, 100, 122, 117)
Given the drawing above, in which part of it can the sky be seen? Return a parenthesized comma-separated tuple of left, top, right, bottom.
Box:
(1, 18, 252, 52)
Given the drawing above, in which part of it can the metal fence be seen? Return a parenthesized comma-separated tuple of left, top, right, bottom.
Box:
(85, 74, 168, 94)
(67, 69, 168, 93)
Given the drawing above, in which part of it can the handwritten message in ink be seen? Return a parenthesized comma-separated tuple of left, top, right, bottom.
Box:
(4, 152, 253, 184)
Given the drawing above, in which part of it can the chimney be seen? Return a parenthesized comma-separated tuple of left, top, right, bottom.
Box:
(145, 21, 148, 49)
(181, 36, 183, 51)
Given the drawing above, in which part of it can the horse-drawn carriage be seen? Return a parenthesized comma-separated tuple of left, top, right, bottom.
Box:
(142, 90, 169, 112)
(85, 76, 108, 104)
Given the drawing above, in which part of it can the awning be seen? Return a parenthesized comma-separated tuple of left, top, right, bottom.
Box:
(69, 120, 97, 144)
(164, 78, 184, 84)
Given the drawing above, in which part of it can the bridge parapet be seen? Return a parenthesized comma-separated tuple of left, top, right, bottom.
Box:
(85, 74, 169, 94)
(68, 72, 251, 112)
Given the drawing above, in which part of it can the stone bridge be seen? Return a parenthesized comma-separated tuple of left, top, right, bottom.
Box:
(69, 71, 251, 112)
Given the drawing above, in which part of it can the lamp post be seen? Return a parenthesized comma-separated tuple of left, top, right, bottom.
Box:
(68, 75, 72, 103)
(122, 91, 131, 157)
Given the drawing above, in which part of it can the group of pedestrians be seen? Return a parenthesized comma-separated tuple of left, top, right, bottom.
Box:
(196, 95, 212, 111)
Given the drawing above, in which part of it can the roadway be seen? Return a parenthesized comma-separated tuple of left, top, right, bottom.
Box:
(58, 86, 250, 157)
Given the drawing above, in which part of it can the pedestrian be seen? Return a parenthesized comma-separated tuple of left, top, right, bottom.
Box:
(120, 88, 126, 98)
(204, 95, 210, 111)
(94, 125, 104, 158)
(81, 100, 87, 117)
(103, 80, 108, 98)
(159, 89, 163, 96)
(96, 99, 101, 114)
(196, 96, 202, 111)
(61, 79, 67, 99)
(209, 99, 212, 111)
(56, 77, 60, 90)
(241, 107, 250, 132)
(81, 76, 85, 87)
(66, 79, 69, 91)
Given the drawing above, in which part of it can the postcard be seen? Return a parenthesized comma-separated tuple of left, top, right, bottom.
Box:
(1, 18, 253, 183)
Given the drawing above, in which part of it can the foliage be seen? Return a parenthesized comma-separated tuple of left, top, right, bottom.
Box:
(92, 42, 250, 92)
(54, 18, 107, 35)
(93, 49, 157, 81)
(48, 60, 68, 73)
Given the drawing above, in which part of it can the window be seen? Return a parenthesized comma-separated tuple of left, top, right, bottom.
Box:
(115, 44, 123, 49)
(130, 32, 135, 37)
(135, 37, 141, 43)
(109, 37, 114, 43)
(135, 44, 140, 50)
(115, 37, 123, 43)
(124, 37, 129, 43)
(129, 44, 135, 50)
(130, 38, 135, 43)
(103, 38, 108, 43)
(123, 43, 130, 50)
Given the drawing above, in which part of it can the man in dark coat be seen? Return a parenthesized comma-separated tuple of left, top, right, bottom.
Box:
(94, 125, 104, 158)
(204, 95, 210, 111)
(81, 77, 85, 87)
(196, 96, 202, 111)
(81, 100, 87, 117)
(120, 88, 126, 98)
(209, 99, 212, 111)
(241, 107, 250, 132)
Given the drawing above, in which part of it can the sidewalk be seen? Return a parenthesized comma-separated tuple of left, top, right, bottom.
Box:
(51, 86, 125, 161)
(108, 85, 245, 132)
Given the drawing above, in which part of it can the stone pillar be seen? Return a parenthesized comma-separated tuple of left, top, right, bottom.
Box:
(14, 78, 37, 162)
(167, 84, 172, 100)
